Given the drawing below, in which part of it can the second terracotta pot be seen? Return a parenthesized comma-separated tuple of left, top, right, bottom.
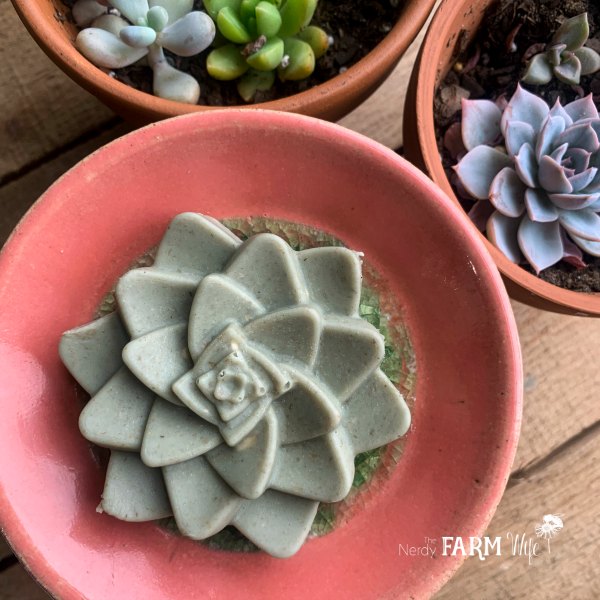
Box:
(403, 0, 600, 316)
(12, 0, 436, 124)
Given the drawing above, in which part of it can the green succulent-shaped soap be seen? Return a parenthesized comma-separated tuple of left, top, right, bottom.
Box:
(204, 0, 330, 101)
(59, 213, 410, 558)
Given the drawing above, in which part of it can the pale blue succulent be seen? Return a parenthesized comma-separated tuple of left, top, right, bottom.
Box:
(522, 13, 600, 86)
(73, 0, 215, 103)
(454, 85, 600, 273)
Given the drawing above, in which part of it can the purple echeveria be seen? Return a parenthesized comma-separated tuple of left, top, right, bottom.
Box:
(454, 85, 600, 273)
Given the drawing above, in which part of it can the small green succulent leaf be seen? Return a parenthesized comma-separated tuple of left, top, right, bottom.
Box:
(522, 52, 553, 85)
(278, 37, 315, 80)
(237, 69, 275, 101)
(120, 25, 157, 47)
(256, 1, 282, 37)
(76, 28, 149, 68)
(218, 6, 253, 43)
(207, 44, 249, 79)
(146, 5, 169, 31)
(296, 25, 329, 59)
(149, 0, 193, 24)
(575, 47, 600, 76)
(246, 37, 285, 71)
(551, 12, 589, 51)
(278, 0, 317, 37)
(240, 0, 261, 22)
(110, 0, 150, 25)
(203, 0, 242, 21)
(553, 53, 582, 85)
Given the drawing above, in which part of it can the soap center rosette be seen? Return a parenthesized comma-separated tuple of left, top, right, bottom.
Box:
(60, 213, 411, 558)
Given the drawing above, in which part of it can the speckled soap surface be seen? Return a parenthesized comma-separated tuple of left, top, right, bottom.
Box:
(59, 213, 410, 558)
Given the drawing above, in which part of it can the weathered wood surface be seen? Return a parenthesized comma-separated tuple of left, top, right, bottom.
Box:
(1, 1, 600, 598)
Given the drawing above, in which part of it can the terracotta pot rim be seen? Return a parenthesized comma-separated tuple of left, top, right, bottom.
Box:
(11, 0, 437, 119)
(408, 0, 600, 316)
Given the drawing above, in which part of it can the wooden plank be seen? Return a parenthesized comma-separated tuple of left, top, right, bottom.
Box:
(0, 0, 115, 181)
(435, 424, 600, 598)
(0, 123, 128, 247)
(511, 300, 600, 471)
(0, 565, 48, 600)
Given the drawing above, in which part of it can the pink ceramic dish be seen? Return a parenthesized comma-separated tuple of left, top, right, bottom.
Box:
(0, 111, 521, 599)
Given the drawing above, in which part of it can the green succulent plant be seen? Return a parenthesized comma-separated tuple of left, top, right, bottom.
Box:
(522, 13, 600, 86)
(203, 0, 329, 101)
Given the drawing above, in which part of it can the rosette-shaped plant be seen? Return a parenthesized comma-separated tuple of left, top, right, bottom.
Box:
(73, 0, 215, 103)
(204, 0, 329, 101)
(522, 13, 600, 86)
(59, 213, 410, 557)
(454, 85, 600, 273)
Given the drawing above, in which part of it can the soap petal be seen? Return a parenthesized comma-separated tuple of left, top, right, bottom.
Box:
(314, 316, 385, 402)
(232, 490, 318, 558)
(225, 234, 309, 310)
(270, 428, 354, 502)
(192, 322, 246, 373)
(172, 370, 220, 424)
(60, 312, 129, 395)
(188, 274, 264, 361)
(141, 398, 222, 467)
(101, 451, 172, 521)
(153, 213, 241, 281)
(163, 456, 242, 538)
(273, 367, 341, 444)
(297, 247, 362, 315)
(116, 268, 197, 338)
(343, 369, 411, 454)
(207, 410, 278, 499)
(243, 306, 322, 367)
(220, 395, 272, 447)
(79, 367, 154, 451)
(123, 324, 192, 405)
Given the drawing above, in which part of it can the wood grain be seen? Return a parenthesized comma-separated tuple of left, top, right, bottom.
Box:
(435, 422, 600, 599)
(0, 0, 114, 181)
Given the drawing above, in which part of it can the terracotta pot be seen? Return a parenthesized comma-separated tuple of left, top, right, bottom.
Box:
(0, 110, 521, 599)
(403, 0, 600, 316)
(12, 0, 436, 124)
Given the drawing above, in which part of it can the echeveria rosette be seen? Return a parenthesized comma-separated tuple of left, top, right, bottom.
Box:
(522, 13, 600, 86)
(454, 85, 600, 273)
(73, 0, 215, 103)
(59, 213, 410, 558)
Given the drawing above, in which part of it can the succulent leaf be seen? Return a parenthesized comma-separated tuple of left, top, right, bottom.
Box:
(538, 155, 574, 194)
(488, 167, 526, 217)
(207, 44, 249, 79)
(278, 38, 315, 81)
(279, 0, 317, 37)
(120, 25, 157, 47)
(92, 14, 130, 36)
(514, 143, 539, 188)
(487, 212, 524, 264)
(76, 28, 149, 68)
(146, 5, 169, 31)
(517, 217, 563, 274)
(72, 0, 107, 27)
(149, 0, 194, 24)
(551, 12, 589, 51)
(255, 1, 282, 37)
(575, 47, 600, 76)
(149, 47, 201, 104)
(461, 99, 502, 150)
(296, 25, 329, 58)
(203, 0, 242, 21)
(558, 209, 600, 241)
(553, 53, 582, 85)
(246, 37, 284, 71)
(237, 69, 275, 101)
(521, 52, 553, 85)
(564, 95, 599, 122)
(454, 146, 512, 200)
(160, 11, 216, 56)
(569, 167, 598, 193)
(501, 85, 549, 137)
(524, 188, 559, 223)
(218, 6, 253, 43)
(548, 192, 600, 211)
(505, 120, 536, 157)
(110, 0, 150, 24)
(535, 116, 566, 161)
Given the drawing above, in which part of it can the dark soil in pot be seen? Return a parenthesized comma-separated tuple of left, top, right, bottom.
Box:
(62, 0, 407, 106)
(434, 0, 600, 293)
